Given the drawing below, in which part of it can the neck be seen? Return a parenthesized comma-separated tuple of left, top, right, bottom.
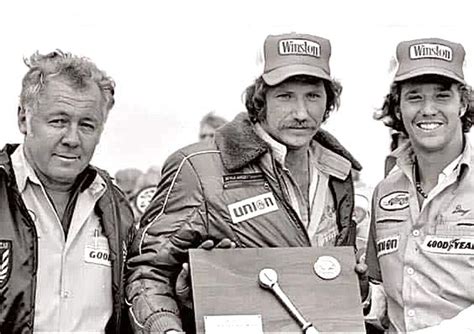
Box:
(414, 136, 464, 186)
(285, 146, 309, 169)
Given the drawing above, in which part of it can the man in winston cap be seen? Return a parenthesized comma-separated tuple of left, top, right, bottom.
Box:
(367, 38, 474, 332)
(126, 32, 363, 333)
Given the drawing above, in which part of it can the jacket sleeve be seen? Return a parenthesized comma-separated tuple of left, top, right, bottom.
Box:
(125, 150, 209, 333)
(366, 185, 382, 282)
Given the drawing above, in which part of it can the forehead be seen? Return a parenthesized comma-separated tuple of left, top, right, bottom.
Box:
(400, 80, 455, 92)
(38, 76, 103, 110)
(273, 77, 325, 90)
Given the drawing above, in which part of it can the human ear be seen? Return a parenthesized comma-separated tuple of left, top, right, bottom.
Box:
(18, 106, 28, 134)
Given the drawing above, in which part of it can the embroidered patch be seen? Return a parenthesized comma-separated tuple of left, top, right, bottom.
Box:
(379, 191, 409, 211)
(451, 204, 471, 217)
(422, 236, 474, 255)
(279, 39, 321, 58)
(409, 43, 453, 61)
(376, 235, 400, 257)
(135, 186, 157, 214)
(85, 246, 112, 267)
(223, 173, 266, 189)
(320, 226, 338, 246)
(0, 240, 12, 289)
(228, 192, 278, 223)
(223, 173, 265, 183)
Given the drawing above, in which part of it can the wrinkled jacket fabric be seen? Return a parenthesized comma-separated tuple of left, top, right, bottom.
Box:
(126, 113, 362, 333)
(0, 144, 135, 334)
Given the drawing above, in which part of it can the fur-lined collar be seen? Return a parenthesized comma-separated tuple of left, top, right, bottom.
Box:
(214, 113, 362, 172)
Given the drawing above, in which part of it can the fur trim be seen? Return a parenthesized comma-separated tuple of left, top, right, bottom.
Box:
(215, 113, 362, 172)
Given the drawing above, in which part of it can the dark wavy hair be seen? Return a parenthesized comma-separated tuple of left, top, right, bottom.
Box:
(243, 75, 343, 123)
(374, 74, 473, 133)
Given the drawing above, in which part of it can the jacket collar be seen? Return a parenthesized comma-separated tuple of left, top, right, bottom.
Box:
(214, 113, 362, 173)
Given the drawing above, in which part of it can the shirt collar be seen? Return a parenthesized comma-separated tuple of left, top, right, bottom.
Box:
(254, 123, 287, 166)
(11, 144, 42, 193)
(254, 123, 351, 180)
(392, 135, 471, 180)
(11, 144, 106, 196)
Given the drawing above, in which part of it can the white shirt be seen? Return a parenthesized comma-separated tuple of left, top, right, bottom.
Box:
(254, 125, 352, 246)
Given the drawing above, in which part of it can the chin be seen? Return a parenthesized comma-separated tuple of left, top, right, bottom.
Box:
(412, 137, 448, 152)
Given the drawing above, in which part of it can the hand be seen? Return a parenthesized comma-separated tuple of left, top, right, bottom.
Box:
(354, 249, 369, 303)
(175, 238, 236, 309)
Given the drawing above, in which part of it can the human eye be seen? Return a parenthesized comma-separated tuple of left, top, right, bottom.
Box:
(275, 92, 292, 100)
(307, 92, 322, 100)
(80, 120, 97, 132)
(48, 117, 67, 127)
(436, 91, 452, 100)
(405, 93, 422, 102)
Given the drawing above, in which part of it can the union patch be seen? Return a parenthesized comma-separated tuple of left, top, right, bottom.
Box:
(422, 236, 474, 255)
(0, 240, 12, 289)
(228, 192, 278, 223)
(376, 235, 399, 257)
(379, 191, 409, 211)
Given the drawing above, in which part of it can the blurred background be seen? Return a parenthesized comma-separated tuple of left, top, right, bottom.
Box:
(1, 0, 473, 193)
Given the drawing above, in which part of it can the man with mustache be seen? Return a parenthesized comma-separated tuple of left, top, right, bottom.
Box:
(0, 50, 134, 333)
(126, 32, 364, 333)
(366, 38, 474, 332)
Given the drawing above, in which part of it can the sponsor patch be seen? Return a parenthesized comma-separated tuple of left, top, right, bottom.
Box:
(279, 39, 320, 58)
(379, 191, 409, 211)
(85, 246, 112, 266)
(422, 236, 474, 255)
(451, 204, 471, 217)
(409, 43, 453, 61)
(376, 235, 399, 257)
(228, 192, 278, 223)
(0, 240, 12, 289)
(223, 173, 265, 183)
(135, 186, 157, 214)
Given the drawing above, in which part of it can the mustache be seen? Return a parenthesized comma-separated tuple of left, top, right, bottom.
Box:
(282, 121, 317, 129)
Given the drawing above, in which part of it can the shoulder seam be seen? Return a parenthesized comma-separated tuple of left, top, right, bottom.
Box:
(138, 150, 220, 254)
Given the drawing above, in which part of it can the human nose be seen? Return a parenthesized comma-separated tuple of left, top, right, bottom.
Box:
(292, 97, 309, 120)
(420, 99, 438, 116)
(62, 124, 80, 147)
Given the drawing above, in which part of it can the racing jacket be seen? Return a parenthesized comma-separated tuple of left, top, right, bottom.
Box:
(0, 144, 135, 334)
(126, 113, 362, 333)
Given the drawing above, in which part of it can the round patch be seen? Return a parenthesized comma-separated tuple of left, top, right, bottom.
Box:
(313, 256, 341, 280)
(134, 186, 157, 214)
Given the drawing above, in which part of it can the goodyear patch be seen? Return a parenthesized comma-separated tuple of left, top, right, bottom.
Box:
(376, 235, 400, 257)
(0, 240, 12, 289)
(379, 191, 409, 211)
(422, 236, 474, 255)
(228, 192, 278, 223)
(85, 246, 112, 267)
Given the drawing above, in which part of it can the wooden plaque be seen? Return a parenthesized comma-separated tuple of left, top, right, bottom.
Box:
(189, 246, 365, 333)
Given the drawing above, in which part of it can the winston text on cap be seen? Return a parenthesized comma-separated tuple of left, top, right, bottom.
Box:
(409, 43, 453, 61)
(278, 39, 321, 58)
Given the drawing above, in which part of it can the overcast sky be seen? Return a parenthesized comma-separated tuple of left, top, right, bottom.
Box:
(1, 0, 473, 188)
